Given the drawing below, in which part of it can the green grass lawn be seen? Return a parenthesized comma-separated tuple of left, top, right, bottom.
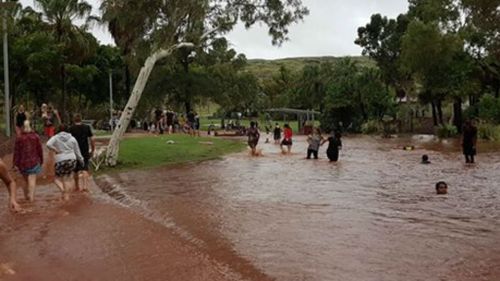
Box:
(104, 134, 245, 173)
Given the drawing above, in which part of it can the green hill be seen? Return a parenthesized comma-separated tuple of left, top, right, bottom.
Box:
(244, 56, 375, 79)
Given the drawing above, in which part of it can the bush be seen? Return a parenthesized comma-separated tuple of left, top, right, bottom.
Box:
(436, 124, 458, 138)
(477, 95, 500, 123)
(477, 122, 500, 141)
(361, 120, 381, 134)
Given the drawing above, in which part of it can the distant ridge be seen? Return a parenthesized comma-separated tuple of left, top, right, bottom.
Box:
(245, 56, 374, 79)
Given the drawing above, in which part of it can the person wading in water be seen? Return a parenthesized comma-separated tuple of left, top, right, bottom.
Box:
(462, 120, 478, 164)
(247, 121, 261, 156)
(0, 159, 21, 212)
(280, 124, 293, 154)
(322, 131, 343, 162)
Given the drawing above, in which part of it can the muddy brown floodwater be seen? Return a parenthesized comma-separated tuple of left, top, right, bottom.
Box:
(90, 135, 499, 281)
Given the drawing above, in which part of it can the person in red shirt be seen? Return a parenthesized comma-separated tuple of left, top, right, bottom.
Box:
(280, 124, 293, 154)
(13, 120, 43, 202)
(0, 159, 20, 212)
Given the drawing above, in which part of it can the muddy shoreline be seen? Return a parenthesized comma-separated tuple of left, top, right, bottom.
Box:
(0, 181, 264, 281)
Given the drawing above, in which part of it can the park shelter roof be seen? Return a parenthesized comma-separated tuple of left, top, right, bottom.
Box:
(264, 108, 321, 115)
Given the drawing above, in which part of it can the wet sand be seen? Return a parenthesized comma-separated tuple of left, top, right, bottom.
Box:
(1, 135, 500, 281)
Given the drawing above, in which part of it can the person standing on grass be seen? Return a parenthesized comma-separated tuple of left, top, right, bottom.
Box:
(13, 120, 43, 202)
(68, 114, 95, 192)
(247, 121, 261, 156)
(322, 131, 343, 162)
(462, 120, 478, 164)
(307, 128, 323, 159)
(187, 110, 196, 136)
(194, 112, 201, 137)
(280, 124, 293, 154)
(15, 104, 28, 137)
(47, 125, 84, 201)
(0, 159, 21, 212)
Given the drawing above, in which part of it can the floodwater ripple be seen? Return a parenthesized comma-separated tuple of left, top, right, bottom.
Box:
(101, 136, 500, 281)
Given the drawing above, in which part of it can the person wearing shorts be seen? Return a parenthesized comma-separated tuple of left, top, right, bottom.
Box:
(47, 124, 84, 201)
(13, 120, 43, 202)
(280, 124, 293, 154)
(69, 114, 95, 192)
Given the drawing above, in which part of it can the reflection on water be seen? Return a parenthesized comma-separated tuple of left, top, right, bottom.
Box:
(47, 136, 500, 280)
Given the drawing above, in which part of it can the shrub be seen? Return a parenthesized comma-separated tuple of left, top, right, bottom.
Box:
(436, 124, 458, 138)
(361, 120, 381, 134)
(477, 95, 500, 123)
(477, 122, 500, 141)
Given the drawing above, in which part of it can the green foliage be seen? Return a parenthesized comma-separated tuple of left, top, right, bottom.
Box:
(477, 95, 500, 123)
(435, 124, 458, 138)
(477, 122, 500, 141)
(361, 120, 382, 134)
(320, 59, 396, 133)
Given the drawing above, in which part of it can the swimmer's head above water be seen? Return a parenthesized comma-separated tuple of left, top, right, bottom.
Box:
(421, 155, 431, 164)
(435, 181, 448, 195)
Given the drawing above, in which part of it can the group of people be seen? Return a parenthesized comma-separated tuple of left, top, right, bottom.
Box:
(15, 103, 61, 139)
(145, 109, 201, 137)
(3, 113, 95, 212)
(247, 122, 343, 162)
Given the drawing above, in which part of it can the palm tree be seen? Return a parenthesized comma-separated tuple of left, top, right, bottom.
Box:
(100, 0, 150, 99)
(34, 0, 96, 121)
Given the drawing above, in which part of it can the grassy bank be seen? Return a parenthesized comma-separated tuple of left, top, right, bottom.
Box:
(103, 134, 245, 173)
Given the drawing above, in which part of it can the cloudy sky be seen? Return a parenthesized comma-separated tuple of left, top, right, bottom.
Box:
(19, 0, 409, 59)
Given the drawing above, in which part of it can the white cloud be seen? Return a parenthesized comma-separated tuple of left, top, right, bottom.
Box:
(17, 0, 409, 58)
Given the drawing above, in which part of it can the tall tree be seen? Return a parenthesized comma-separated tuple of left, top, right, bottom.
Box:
(34, 0, 96, 121)
(355, 13, 411, 97)
(102, 0, 309, 166)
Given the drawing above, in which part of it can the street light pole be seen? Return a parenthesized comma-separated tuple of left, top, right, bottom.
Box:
(0, 0, 12, 137)
(109, 71, 113, 131)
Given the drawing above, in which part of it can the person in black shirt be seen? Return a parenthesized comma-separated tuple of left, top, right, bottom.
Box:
(322, 131, 343, 162)
(68, 114, 95, 192)
(187, 111, 196, 136)
(273, 123, 281, 145)
(462, 120, 478, 164)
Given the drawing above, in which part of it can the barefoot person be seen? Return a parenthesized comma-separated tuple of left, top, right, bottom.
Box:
(462, 120, 478, 164)
(0, 159, 21, 211)
(247, 121, 261, 156)
(307, 128, 323, 160)
(69, 114, 95, 192)
(13, 120, 43, 202)
(280, 124, 293, 154)
(47, 125, 84, 201)
(322, 131, 343, 162)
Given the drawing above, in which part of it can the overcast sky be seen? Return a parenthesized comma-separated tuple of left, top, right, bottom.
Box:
(19, 0, 409, 59)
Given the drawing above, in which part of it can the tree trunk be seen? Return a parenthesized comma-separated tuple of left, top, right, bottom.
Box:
(182, 54, 192, 114)
(431, 101, 438, 126)
(60, 65, 67, 123)
(437, 100, 444, 125)
(452, 97, 463, 133)
(125, 64, 131, 97)
(106, 43, 193, 166)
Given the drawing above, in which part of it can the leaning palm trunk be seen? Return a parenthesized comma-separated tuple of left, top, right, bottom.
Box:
(106, 43, 193, 166)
